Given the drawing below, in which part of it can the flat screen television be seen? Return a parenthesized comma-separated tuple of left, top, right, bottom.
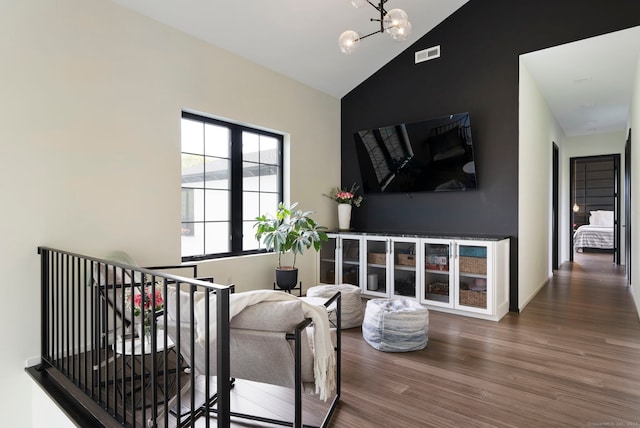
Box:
(354, 112, 478, 194)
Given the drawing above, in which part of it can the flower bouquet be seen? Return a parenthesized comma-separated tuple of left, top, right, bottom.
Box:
(125, 285, 164, 340)
(323, 183, 363, 207)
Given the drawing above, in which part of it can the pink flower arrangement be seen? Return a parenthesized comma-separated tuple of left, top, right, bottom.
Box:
(324, 183, 363, 207)
(125, 286, 164, 325)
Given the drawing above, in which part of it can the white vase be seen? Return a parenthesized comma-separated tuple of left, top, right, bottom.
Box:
(338, 203, 352, 230)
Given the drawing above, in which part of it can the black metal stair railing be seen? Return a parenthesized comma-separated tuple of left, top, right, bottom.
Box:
(36, 247, 232, 428)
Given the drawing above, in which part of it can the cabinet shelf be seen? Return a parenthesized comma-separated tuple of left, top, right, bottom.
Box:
(425, 268, 450, 275)
(367, 263, 386, 269)
(459, 272, 488, 279)
(394, 265, 417, 272)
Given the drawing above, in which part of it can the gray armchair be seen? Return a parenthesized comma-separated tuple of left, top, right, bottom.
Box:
(161, 287, 341, 428)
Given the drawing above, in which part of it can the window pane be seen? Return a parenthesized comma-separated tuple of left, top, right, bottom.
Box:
(243, 191, 260, 221)
(243, 161, 260, 191)
(260, 164, 279, 192)
(260, 193, 279, 218)
(181, 189, 194, 223)
(205, 123, 230, 158)
(242, 131, 260, 163)
(181, 119, 204, 155)
(204, 157, 231, 189)
(243, 221, 260, 251)
(182, 154, 204, 188)
(182, 222, 204, 257)
(204, 222, 230, 254)
(190, 189, 204, 221)
(204, 189, 230, 221)
(260, 135, 279, 165)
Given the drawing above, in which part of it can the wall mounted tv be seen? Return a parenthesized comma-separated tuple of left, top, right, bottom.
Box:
(354, 112, 478, 194)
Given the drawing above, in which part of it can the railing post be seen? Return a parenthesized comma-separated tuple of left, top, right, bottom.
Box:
(39, 247, 50, 367)
(216, 287, 231, 427)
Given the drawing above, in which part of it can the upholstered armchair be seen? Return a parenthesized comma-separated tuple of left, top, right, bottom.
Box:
(160, 288, 341, 428)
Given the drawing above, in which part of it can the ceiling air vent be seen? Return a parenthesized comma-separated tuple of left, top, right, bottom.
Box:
(415, 45, 440, 64)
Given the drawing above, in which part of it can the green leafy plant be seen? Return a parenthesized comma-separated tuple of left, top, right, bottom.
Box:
(254, 202, 328, 269)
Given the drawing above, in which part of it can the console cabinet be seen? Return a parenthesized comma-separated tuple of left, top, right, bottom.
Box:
(318, 233, 510, 321)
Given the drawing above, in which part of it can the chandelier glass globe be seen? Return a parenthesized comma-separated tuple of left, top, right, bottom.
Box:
(384, 9, 411, 40)
(339, 30, 360, 54)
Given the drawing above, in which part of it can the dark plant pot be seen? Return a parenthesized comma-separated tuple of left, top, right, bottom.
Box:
(275, 267, 299, 290)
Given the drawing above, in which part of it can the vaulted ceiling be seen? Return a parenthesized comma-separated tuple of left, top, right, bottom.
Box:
(108, 0, 640, 137)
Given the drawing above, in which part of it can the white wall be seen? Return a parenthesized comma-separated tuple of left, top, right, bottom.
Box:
(629, 50, 640, 318)
(559, 132, 626, 263)
(518, 62, 565, 311)
(0, 0, 340, 426)
(32, 384, 75, 428)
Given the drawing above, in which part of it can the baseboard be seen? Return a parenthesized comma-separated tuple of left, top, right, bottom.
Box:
(518, 274, 551, 312)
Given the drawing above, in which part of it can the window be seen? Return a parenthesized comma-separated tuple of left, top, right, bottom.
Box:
(181, 111, 283, 260)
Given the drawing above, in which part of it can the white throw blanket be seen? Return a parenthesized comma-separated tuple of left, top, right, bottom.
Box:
(193, 289, 336, 401)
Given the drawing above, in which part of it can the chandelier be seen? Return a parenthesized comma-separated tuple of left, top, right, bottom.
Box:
(339, 0, 412, 55)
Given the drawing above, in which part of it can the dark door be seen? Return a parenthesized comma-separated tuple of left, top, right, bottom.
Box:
(625, 130, 631, 283)
(552, 143, 559, 270)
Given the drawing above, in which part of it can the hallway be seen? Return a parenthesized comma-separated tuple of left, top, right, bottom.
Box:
(333, 254, 640, 427)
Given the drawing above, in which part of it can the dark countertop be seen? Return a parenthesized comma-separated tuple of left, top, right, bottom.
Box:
(326, 230, 510, 241)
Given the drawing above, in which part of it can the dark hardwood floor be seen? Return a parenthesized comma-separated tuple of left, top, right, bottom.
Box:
(332, 253, 640, 427)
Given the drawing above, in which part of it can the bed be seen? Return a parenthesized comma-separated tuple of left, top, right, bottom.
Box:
(573, 210, 614, 252)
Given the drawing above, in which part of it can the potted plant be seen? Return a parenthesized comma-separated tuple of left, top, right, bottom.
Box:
(254, 202, 328, 290)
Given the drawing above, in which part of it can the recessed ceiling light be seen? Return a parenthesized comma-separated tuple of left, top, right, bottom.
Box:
(573, 77, 592, 84)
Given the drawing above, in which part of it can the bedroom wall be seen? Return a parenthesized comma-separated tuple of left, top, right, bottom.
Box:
(517, 62, 565, 311)
(1, 1, 340, 426)
(341, 0, 640, 312)
(560, 132, 627, 263)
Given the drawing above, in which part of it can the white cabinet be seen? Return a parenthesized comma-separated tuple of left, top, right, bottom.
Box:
(363, 236, 420, 299)
(318, 234, 362, 288)
(319, 233, 510, 321)
(421, 238, 510, 320)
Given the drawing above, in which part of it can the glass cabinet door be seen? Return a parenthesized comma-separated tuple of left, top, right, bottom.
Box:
(393, 240, 418, 298)
(423, 241, 452, 306)
(456, 243, 488, 311)
(319, 236, 338, 284)
(365, 238, 388, 295)
(340, 237, 361, 286)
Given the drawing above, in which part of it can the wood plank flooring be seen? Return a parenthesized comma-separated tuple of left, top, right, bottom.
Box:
(331, 253, 640, 427)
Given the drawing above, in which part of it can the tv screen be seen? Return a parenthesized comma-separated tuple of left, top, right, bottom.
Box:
(354, 112, 478, 194)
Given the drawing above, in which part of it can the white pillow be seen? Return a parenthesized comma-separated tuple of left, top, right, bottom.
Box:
(598, 210, 614, 227)
(590, 210, 613, 227)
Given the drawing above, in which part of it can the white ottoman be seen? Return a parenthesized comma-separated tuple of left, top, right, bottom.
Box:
(306, 284, 364, 329)
(362, 298, 429, 352)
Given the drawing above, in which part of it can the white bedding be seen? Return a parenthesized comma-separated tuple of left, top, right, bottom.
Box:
(573, 225, 614, 250)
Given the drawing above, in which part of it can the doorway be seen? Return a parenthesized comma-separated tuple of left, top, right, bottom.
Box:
(552, 143, 559, 270)
(569, 154, 621, 264)
(625, 129, 632, 283)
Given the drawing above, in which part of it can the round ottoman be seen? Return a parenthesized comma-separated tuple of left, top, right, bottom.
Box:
(306, 284, 364, 329)
(362, 298, 429, 352)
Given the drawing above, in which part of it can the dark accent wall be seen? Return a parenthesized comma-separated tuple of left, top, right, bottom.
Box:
(341, 0, 640, 312)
